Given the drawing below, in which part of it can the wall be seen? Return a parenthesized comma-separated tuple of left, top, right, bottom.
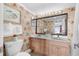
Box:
(63, 7, 75, 42)
(4, 3, 33, 50)
(72, 4, 79, 56)
(0, 3, 3, 56)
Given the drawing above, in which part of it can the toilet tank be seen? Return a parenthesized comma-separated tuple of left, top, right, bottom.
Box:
(4, 39, 23, 56)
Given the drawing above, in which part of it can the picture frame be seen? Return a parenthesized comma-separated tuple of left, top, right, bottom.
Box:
(4, 5, 21, 24)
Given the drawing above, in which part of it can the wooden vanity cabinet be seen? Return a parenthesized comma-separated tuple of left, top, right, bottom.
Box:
(45, 40, 70, 56)
(29, 37, 70, 56)
(29, 37, 45, 55)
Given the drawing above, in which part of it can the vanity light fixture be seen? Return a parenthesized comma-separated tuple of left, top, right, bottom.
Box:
(58, 10, 63, 13)
(48, 11, 50, 16)
(32, 17, 35, 19)
(36, 10, 64, 19)
(50, 10, 53, 16)
(55, 11, 59, 14)
(44, 12, 46, 17)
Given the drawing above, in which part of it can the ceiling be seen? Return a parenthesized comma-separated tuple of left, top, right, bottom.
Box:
(22, 3, 76, 15)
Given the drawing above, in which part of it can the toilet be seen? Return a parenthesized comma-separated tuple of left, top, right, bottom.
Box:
(4, 39, 31, 56)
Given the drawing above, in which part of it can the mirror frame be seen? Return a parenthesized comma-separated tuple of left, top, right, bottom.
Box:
(33, 13, 68, 36)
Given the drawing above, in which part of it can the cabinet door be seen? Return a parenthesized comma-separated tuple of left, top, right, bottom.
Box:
(45, 40, 57, 56)
(34, 39, 41, 54)
(29, 38, 46, 55)
(48, 42, 58, 56)
(40, 39, 45, 55)
(30, 38, 41, 54)
(47, 40, 70, 56)
(45, 40, 49, 55)
(57, 46, 70, 56)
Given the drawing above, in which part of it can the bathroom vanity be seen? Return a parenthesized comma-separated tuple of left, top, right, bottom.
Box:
(29, 37, 70, 56)
(30, 13, 70, 56)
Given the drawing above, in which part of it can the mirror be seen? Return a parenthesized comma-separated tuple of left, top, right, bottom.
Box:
(33, 13, 68, 35)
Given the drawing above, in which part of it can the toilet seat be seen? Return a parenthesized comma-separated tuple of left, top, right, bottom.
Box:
(16, 52, 31, 56)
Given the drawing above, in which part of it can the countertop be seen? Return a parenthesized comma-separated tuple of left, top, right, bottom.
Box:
(30, 35, 70, 43)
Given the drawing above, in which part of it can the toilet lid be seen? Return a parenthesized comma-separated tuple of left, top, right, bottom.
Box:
(16, 52, 30, 56)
